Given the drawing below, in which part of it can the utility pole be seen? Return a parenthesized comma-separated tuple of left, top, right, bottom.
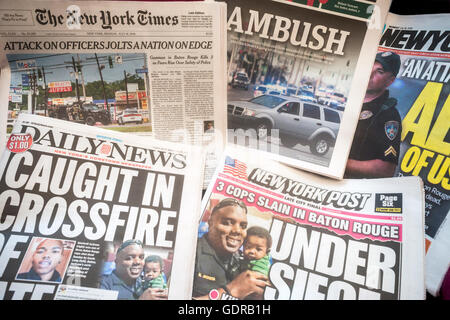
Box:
(124, 70, 129, 109)
(31, 69, 37, 114)
(143, 55, 150, 122)
(40, 67, 48, 116)
(71, 56, 80, 103)
(77, 54, 87, 99)
(94, 53, 110, 114)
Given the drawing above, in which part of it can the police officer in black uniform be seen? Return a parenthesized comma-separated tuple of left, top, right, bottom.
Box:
(345, 51, 402, 178)
(192, 198, 270, 299)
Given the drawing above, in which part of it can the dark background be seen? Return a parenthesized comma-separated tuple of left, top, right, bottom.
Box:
(122, 0, 450, 14)
(390, 0, 450, 14)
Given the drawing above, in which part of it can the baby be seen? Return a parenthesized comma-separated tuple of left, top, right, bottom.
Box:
(142, 255, 167, 290)
(241, 226, 272, 277)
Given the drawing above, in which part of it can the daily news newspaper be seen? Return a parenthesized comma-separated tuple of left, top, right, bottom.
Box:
(0, 113, 203, 300)
(224, 0, 391, 179)
(0, 0, 227, 188)
(196, 145, 425, 300)
(347, 13, 449, 297)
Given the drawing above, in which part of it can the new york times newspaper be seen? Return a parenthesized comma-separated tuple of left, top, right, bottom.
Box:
(223, 0, 391, 179)
(0, 113, 202, 299)
(346, 13, 449, 297)
(0, 0, 227, 188)
(195, 145, 425, 300)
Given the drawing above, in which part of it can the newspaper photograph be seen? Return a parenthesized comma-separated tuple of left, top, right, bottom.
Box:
(0, 0, 227, 188)
(344, 12, 449, 297)
(194, 145, 425, 300)
(0, 113, 203, 299)
(223, 0, 391, 179)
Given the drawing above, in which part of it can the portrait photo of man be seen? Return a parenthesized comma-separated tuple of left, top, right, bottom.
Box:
(16, 237, 74, 283)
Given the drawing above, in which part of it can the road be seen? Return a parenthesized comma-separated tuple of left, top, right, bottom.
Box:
(227, 83, 255, 102)
(228, 133, 332, 167)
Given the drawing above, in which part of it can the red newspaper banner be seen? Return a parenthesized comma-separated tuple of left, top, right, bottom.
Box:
(213, 177, 403, 242)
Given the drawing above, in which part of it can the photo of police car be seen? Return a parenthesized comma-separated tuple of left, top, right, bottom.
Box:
(117, 108, 143, 125)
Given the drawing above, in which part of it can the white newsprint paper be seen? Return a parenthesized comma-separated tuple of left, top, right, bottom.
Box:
(0, 113, 203, 299)
(195, 145, 425, 300)
(224, 0, 391, 179)
(0, 0, 227, 188)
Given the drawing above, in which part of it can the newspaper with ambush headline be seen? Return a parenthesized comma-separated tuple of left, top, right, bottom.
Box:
(0, 113, 203, 299)
(347, 12, 450, 297)
(223, 0, 391, 179)
(0, 0, 227, 188)
(196, 145, 425, 300)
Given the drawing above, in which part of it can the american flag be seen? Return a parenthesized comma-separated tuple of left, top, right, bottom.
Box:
(223, 156, 247, 179)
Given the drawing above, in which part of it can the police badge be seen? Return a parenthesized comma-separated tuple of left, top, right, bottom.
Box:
(359, 110, 373, 120)
(384, 121, 399, 140)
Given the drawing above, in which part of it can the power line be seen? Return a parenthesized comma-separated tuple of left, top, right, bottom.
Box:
(6, 54, 71, 62)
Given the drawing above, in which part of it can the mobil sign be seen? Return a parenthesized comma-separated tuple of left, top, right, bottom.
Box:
(16, 59, 36, 70)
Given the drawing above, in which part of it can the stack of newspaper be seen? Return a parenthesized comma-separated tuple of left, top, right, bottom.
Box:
(0, 0, 446, 300)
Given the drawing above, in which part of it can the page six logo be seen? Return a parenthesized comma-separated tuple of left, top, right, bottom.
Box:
(375, 193, 403, 213)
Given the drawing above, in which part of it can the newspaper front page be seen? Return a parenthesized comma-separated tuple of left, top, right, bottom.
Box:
(346, 13, 449, 296)
(223, 0, 391, 179)
(0, 0, 227, 188)
(195, 145, 425, 300)
(0, 113, 203, 299)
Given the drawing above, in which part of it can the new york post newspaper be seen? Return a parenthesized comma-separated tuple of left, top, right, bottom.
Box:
(196, 145, 425, 300)
(0, 113, 203, 299)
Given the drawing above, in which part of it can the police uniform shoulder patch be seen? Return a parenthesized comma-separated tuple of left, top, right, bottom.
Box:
(359, 110, 373, 120)
(384, 121, 399, 140)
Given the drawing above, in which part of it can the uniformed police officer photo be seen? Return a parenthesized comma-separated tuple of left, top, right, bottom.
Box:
(345, 51, 402, 178)
(192, 198, 270, 300)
